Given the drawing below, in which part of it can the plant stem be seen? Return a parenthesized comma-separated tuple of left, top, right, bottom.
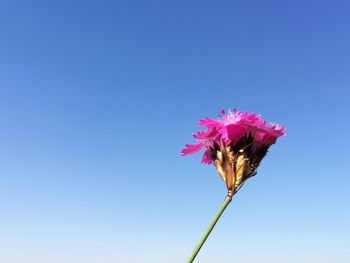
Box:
(187, 195, 232, 263)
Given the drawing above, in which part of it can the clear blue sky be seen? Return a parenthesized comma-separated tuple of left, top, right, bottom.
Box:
(0, 1, 349, 262)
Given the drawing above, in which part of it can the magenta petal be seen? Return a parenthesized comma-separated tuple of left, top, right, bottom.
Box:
(198, 117, 222, 128)
(264, 135, 277, 145)
(181, 142, 205, 156)
(254, 124, 285, 145)
(201, 149, 213, 164)
(193, 128, 218, 140)
(254, 130, 268, 142)
(226, 124, 247, 144)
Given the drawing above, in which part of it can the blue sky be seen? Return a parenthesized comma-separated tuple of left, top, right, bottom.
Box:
(0, 0, 349, 262)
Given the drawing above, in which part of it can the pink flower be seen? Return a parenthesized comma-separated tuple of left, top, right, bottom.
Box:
(181, 108, 286, 196)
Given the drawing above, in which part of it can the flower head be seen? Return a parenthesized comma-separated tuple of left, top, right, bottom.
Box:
(182, 108, 286, 196)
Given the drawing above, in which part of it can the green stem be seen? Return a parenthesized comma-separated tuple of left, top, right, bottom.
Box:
(187, 195, 232, 263)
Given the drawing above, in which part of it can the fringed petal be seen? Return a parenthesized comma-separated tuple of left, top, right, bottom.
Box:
(201, 149, 213, 164)
(198, 117, 222, 128)
(181, 142, 205, 156)
(193, 128, 218, 140)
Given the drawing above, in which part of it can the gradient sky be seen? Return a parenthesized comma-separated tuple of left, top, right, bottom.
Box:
(0, 1, 349, 262)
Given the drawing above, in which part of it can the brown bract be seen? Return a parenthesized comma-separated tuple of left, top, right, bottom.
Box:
(210, 134, 269, 197)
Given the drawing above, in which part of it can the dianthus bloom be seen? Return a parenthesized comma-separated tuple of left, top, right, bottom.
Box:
(182, 108, 286, 197)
